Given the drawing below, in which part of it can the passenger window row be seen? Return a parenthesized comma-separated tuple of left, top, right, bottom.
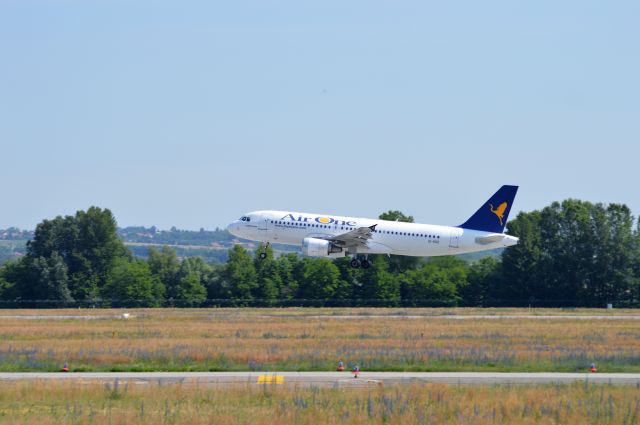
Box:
(271, 220, 350, 230)
(374, 229, 440, 239)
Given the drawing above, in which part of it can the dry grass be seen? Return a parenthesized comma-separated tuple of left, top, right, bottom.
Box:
(0, 380, 638, 424)
(1, 308, 639, 372)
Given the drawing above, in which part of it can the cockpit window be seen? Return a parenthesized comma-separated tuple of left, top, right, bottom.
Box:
(240, 216, 251, 222)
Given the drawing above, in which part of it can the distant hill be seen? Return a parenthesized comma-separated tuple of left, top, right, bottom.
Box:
(0, 228, 33, 240)
(117, 226, 235, 246)
(0, 240, 27, 264)
(117, 226, 258, 264)
(0, 226, 243, 265)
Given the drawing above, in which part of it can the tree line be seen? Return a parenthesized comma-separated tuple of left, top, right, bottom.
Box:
(0, 201, 639, 308)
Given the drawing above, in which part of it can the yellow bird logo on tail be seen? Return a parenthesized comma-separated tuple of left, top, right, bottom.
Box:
(489, 202, 508, 226)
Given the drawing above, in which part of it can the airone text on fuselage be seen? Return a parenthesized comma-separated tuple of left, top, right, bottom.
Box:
(280, 214, 358, 227)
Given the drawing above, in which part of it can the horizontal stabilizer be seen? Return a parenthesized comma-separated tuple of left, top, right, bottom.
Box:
(475, 234, 506, 245)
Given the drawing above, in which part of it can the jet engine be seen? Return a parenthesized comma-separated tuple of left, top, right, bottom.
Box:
(302, 237, 343, 257)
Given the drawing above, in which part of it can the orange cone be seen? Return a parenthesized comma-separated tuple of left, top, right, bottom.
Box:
(352, 365, 360, 378)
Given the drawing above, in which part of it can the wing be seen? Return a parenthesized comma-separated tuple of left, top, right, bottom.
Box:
(327, 224, 377, 249)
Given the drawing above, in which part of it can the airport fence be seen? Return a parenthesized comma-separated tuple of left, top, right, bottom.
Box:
(0, 298, 638, 308)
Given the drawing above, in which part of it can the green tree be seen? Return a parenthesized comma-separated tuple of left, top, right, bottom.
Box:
(501, 200, 639, 306)
(333, 257, 358, 303)
(0, 260, 28, 301)
(357, 255, 400, 306)
(180, 257, 212, 282)
(31, 252, 73, 306)
(147, 246, 180, 289)
(24, 207, 128, 302)
(221, 245, 257, 303)
(546, 200, 596, 301)
(296, 258, 343, 303)
(275, 253, 301, 300)
(378, 210, 414, 223)
(171, 259, 207, 306)
(75, 207, 128, 289)
(173, 274, 207, 306)
(400, 257, 467, 306)
(499, 210, 543, 303)
(102, 259, 164, 307)
(203, 264, 227, 300)
(253, 244, 280, 303)
(461, 257, 501, 306)
(0, 265, 16, 302)
(590, 204, 638, 304)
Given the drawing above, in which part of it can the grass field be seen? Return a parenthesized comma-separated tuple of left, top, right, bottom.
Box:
(1, 308, 639, 373)
(0, 380, 638, 424)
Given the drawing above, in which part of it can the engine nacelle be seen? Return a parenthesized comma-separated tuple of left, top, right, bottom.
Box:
(302, 237, 343, 257)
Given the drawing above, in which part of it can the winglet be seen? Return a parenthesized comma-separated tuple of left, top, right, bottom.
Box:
(458, 185, 518, 233)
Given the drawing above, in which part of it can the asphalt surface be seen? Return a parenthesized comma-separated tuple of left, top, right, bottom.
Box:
(2, 372, 639, 387)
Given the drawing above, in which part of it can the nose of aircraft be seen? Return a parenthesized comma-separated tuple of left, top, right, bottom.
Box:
(227, 221, 240, 236)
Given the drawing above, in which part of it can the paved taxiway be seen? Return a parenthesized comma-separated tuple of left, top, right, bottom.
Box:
(2, 372, 639, 387)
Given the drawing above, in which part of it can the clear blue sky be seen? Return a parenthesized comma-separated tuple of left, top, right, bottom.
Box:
(1, 1, 638, 230)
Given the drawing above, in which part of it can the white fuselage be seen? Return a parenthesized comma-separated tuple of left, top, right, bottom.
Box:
(227, 210, 518, 257)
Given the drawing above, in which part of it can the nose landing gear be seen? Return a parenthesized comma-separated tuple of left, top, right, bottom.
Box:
(258, 242, 270, 260)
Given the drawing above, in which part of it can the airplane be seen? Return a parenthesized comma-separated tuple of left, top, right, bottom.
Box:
(226, 185, 519, 269)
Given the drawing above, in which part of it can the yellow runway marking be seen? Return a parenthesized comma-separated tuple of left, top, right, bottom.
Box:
(257, 375, 284, 385)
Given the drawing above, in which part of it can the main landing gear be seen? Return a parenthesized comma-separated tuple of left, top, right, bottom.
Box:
(349, 257, 370, 269)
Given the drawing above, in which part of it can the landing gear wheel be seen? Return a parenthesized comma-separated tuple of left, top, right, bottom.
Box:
(350, 258, 361, 269)
(258, 242, 270, 260)
(360, 259, 371, 269)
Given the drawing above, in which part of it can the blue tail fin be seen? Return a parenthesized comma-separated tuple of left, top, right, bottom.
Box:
(458, 185, 518, 233)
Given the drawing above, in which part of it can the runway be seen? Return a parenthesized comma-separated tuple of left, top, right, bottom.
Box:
(2, 372, 639, 387)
